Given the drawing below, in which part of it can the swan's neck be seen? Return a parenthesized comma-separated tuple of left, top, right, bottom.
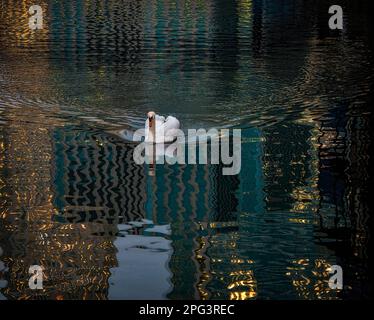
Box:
(149, 122, 156, 142)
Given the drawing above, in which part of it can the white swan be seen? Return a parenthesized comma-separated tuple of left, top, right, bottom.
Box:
(145, 111, 180, 143)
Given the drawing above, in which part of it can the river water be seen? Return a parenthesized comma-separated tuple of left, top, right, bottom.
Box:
(0, 0, 373, 299)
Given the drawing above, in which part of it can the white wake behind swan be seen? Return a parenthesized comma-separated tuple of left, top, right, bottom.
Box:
(145, 111, 180, 143)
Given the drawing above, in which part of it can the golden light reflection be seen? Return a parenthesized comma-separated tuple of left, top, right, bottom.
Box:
(228, 274, 257, 300)
(286, 258, 341, 300)
(288, 218, 315, 224)
(205, 228, 257, 300)
(0, 100, 117, 299)
(1, 0, 49, 49)
(228, 279, 255, 290)
(230, 290, 256, 300)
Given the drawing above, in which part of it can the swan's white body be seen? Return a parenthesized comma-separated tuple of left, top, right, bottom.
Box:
(145, 114, 180, 143)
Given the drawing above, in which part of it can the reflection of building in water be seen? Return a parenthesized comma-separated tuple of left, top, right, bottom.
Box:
(164, 163, 242, 299)
(311, 109, 371, 299)
(46, 0, 215, 69)
(49, 128, 247, 299)
(294, 22, 371, 298)
(1, 0, 371, 301)
(157, 128, 264, 300)
(249, 0, 372, 299)
(48, 0, 146, 67)
(0, 109, 117, 299)
(52, 129, 147, 226)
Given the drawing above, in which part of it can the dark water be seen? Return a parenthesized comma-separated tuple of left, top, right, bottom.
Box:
(0, 0, 373, 299)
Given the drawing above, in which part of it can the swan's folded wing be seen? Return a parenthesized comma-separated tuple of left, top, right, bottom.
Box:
(162, 116, 181, 143)
(164, 116, 180, 131)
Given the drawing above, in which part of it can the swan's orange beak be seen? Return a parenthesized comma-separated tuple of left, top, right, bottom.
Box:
(148, 116, 153, 128)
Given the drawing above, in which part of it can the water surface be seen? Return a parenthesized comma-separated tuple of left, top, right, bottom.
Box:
(0, 0, 373, 299)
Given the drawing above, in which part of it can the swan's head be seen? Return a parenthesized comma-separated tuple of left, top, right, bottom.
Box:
(147, 111, 156, 127)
